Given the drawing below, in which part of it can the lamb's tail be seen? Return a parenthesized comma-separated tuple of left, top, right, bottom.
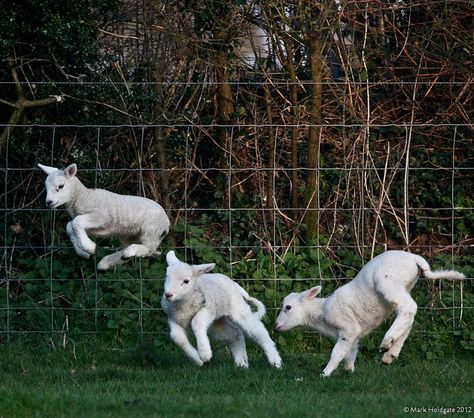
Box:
(238, 287, 266, 320)
(414, 255, 465, 281)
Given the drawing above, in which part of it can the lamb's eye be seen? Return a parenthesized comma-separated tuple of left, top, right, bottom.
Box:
(57, 184, 64, 191)
(183, 279, 189, 284)
(285, 305, 292, 311)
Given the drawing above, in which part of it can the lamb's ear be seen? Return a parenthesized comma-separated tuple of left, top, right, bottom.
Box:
(192, 263, 215, 277)
(64, 164, 77, 178)
(38, 163, 58, 175)
(300, 285, 322, 300)
(166, 250, 181, 266)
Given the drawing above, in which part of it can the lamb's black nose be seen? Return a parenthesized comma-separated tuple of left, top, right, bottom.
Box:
(46, 200, 53, 207)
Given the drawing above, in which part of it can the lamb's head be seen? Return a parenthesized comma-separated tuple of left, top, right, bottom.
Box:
(163, 251, 215, 302)
(275, 285, 322, 331)
(38, 163, 78, 209)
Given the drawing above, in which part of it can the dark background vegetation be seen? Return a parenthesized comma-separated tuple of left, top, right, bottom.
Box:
(0, 0, 473, 359)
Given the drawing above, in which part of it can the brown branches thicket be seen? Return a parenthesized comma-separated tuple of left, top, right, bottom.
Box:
(5, 0, 470, 257)
(0, 58, 64, 156)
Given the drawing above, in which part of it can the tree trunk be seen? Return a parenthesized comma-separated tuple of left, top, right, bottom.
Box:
(304, 35, 323, 242)
(282, 34, 300, 219)
(263, 82, 275, 211)
(215, 30, 235, 208)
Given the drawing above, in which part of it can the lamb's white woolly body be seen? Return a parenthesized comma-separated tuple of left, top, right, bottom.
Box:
(164, 276, 251, 328)
(161, 251, 282, 368)
(275, 250, 465, 377)
(165, 289, 206, 331)
(38, 163, 169, 270)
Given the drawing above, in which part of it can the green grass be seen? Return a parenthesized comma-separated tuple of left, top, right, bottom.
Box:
(0, 338, 472, 418)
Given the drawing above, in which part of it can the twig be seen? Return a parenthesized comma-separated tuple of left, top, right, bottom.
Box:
(0, 58, 64, 155)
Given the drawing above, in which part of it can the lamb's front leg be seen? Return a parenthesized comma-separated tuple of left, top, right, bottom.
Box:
(191, 309, 215, 363)
(322, 331, 358, 377)
(343, 339, 359, 373)
(66, 221, 90, 258)
(66, 215, 99, 257)
(168, 320, 203, 366)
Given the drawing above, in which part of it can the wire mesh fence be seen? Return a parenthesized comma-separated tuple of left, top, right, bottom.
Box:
(1, 91, 472, 349)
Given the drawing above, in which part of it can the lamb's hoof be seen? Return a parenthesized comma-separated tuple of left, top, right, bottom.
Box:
(344, 364, 355, 373)
(381, 352, 396, 365)
(235, 362, 249, 369)
(320, 372, 331, 378)
(97, 260, 111, 271)
(74, 246, 91, 259)
(193, 358, 204, 367)
(199, 350, 213, 363)
(122, 245, 137, 260)
(379, 337, 394, 352)
(84, 242, 96, 255)
(272, 356, 283, 369)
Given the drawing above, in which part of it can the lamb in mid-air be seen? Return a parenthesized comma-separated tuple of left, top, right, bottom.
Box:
(275, 250, 465, 376)
(38, 163, 170, 270)
(161, 251, 282, 368)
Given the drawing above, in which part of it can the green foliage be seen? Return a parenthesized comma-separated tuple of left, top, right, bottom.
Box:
(454, 328, 474, 351)
(5, 221, 472, 360)
(0, 0, 117, 70)
(6, 246, 166, 337)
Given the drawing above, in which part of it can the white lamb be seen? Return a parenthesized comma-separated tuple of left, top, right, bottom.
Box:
(38, 163, 170, 271)
(275, 250, 465, 377)
(161, 251, 282, 368)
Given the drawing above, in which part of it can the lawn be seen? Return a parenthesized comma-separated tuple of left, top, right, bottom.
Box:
(0, 338, 472, 418)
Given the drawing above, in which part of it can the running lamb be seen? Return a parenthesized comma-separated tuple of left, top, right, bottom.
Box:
(161, 251, 282, 368)
(275, 250, 465, 376)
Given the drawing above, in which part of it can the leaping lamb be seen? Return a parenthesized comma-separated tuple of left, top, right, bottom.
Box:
(161, 251, 282, 368)
(38, 163, 170, 270)
(275, 250, 465, 377)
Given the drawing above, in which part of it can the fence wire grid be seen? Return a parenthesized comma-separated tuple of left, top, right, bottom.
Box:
(0, 81, 473, 351)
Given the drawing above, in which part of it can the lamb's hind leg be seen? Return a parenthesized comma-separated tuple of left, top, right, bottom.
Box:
(228, 332, 248, 368)
(210, 319, 248, 368)
(381, 328, 411, 365)
(97, 237, 133, 270)
(121, 232, 157, 260)
(233, 314, 282, 368)
(97, 250, 125, 271)
(378, 289, 417, 354)
(122, 244, 154, 260)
